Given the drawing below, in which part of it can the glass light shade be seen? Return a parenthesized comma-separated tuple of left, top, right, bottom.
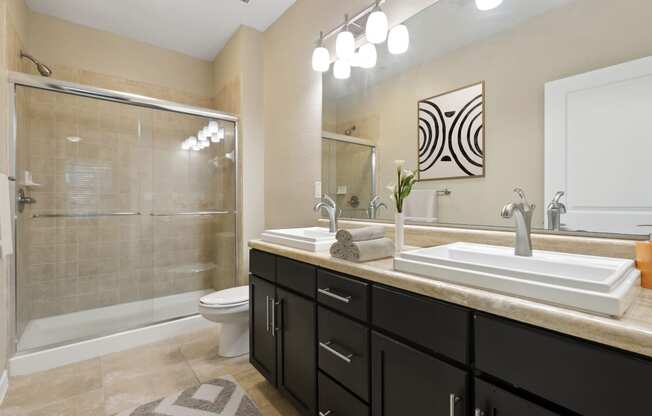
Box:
(333, 59, 351, 79)
(208, 121, 219, 134)
(202, 140, 210, 148)
(211, 133, 222, 143)
(366, 10, 388, 44)
(191, 144, 201, 151)
(359, 43, 377, 69)
(312, 46, 330, 72)
(475, 0, 503, 10)
(198, 130, 207, 142)
(218, 128, 225, 139)
(388, 25, 409, 55)
(188, 136, 198, 147)
(336, 30, 355, 60)
(181, 140, 191, 150)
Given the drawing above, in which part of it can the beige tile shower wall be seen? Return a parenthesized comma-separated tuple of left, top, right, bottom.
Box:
(25, 11, 214, 107)
(263, 0, 439, 228)
(17, 88, 233, 321)
(328, 0, 652, 228)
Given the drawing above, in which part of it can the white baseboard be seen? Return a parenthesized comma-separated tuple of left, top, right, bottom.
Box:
(10, 315, 216, 376)
(0, 370, 8, 406)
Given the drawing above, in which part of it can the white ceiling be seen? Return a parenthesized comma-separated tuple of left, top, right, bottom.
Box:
(25, 0, 296, 61)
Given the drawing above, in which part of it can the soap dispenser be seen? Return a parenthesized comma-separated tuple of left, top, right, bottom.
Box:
(635, 225, 652, 289)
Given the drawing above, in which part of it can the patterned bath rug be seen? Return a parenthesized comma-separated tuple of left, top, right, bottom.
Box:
(116, 375, 261, 416)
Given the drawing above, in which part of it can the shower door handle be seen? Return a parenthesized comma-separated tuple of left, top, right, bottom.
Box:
(17, 189, 36, 213)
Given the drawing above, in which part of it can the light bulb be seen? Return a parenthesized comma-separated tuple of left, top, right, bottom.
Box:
(366, 7, 388, 44)
(208, 121, 219, 134)
(359, 43, 377, 69)
(388, 25, 409, 55)
(333, 59, 351, 79)
(336, 30, 355, 60)
(188, 136, 198, 147)
(475, 0, 503, 11)
(312, 46, 330, 72)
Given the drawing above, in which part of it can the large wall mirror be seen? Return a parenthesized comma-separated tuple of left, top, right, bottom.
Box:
(322, 0, 652, 238)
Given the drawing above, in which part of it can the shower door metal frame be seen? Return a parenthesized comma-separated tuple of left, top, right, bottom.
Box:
(6, 71, 241, 355)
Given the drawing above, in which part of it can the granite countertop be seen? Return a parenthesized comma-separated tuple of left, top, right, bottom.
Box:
(249, 239, 652, 358)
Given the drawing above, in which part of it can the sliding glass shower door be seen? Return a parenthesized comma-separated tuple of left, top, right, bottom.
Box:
(13, 84, 236, 352)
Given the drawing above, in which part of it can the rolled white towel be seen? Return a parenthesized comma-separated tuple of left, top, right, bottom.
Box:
(329, 241, 349, 259)
(336, 226, 385, 244)
(346, 238, 394, 262)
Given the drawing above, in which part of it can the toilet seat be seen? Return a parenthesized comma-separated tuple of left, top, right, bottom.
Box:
(200, 286, 249, 308)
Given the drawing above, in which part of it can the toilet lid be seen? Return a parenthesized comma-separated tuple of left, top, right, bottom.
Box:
(200, 286, 249, 307)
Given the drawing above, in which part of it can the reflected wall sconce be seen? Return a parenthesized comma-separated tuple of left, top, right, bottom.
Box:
(181, 120, 225, 151)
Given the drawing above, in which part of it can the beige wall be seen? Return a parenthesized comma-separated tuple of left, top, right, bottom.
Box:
(213, 26, 264, 286)
(326, 0, 652, 228)
(25, 11, 213, 105)
(1, 0, 28, 385)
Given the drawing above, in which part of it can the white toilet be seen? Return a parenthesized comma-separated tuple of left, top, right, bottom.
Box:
(198, 285, 249, 357)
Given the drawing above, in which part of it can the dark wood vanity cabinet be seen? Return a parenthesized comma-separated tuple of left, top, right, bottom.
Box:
(250, 249, 652, 416)
(371, 331, 468, 416)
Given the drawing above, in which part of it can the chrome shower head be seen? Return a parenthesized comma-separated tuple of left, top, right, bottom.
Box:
(20, 51, 52, 77)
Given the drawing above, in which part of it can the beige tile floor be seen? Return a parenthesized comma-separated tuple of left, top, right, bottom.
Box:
(0, 327, 300, 416)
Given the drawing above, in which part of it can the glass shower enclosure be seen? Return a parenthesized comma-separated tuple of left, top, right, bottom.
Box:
(8, 72, 239, 353)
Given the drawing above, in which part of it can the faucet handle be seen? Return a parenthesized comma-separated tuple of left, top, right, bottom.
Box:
(513, 188, 535, 210)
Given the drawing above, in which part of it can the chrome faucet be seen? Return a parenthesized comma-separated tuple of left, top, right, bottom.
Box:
(368, 195, 387, 220)
(314, 194, 338, 233)
(501, 188, 535, 257)
(546, 191, 567, 231)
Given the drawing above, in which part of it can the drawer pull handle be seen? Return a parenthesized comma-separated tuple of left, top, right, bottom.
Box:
(319, 341, 353, 363)
(318, 288, 351, 303)
(449, 394, 461, 416)
(319, 411, 333, 416)
(474, 410, 485, 416)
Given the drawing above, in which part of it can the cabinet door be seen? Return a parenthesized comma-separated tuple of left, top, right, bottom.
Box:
(276, 288, 317, 415)
(249, 275, 277, 385)
(371, 331, 468, 416)
(475, 379, 560, 416)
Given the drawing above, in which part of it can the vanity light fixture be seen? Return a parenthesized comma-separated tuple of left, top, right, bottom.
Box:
(335, 15, 355, 60)
(334, 59, 352, 79)
(387, 24, 409, 54)
(312, 1, 409, 75)
(366, 1, 389, 44)
(312, 32, 331, 72)
(475, 0, 503, 11)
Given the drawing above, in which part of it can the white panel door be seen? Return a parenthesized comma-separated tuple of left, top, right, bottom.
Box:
(545, 56, 652, 235)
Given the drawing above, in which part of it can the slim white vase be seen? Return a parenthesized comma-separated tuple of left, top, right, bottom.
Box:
(394, 212, 405, 255)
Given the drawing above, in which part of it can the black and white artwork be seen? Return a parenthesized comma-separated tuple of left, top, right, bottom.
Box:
(418, 82, 485, 180)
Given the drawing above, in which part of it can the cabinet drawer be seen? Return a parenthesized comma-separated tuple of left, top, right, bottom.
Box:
(318, 306, 370, 402)
(317, 269, 369, 322)
(371, 286, 470, 364)
(250, 250, 276, 282)
(277, 257, 316, 298)
(475, 378, 559, 416)
(475, 314, 652, 416)
(319, 372, 370, 416)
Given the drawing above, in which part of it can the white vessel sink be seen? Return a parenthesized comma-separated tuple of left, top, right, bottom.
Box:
(261, 227, 336, 252)
(394, 242, 640, 317)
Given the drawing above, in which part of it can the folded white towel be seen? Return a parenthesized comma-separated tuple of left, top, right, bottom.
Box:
(346, 238, 395, 262)
(403, 189, 438, 223)
(336, 226, 385, 244)
(329, 241, 349, 260)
